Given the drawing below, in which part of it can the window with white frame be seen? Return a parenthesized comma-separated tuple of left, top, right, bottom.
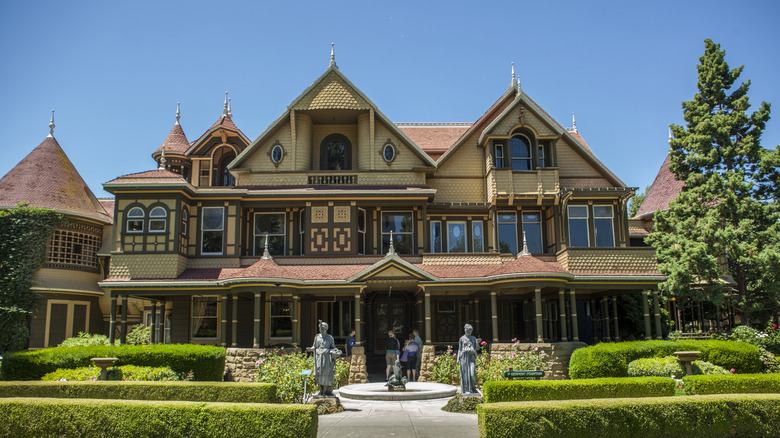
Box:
(126, 207, 144, 233)
(254, 213, 285, 256)
(357, 208, 366, 255)
(510, 134, 532, 171)
(538, 144, 546, 168)
(567, 205, 590, 247)
(472, 221, 484, 252)
(270, 299, 292, 338)
(497, 212, 518, 254)
(201, 207, 224, 255)
(494, 143, 505, 168)
(382, 212, 413, 254)
(522, 212, 543, 254)
(430, 221, 442, 253)
(181, 207, 188, 237)
(593, 205, 615, 247)
(149, 206, 167, 232)
(191, 295, 218, 339)
(447, 221, 467, 252)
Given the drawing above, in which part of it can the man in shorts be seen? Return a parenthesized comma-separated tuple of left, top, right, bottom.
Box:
(385, 330, 400, 380)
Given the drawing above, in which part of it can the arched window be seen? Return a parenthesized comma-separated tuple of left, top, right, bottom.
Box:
(211, 146, 236, 187)
(510, 134, 532, 171)
(149, 206, 167, 233)
(127, 207, 145, 233)
(320, 134, 351, 171)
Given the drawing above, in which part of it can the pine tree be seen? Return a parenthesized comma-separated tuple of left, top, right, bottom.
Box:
(647, 39, 780, 325)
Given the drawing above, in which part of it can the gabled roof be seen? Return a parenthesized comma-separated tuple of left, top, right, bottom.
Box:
(635, 153, 684, 219)
(105, 169, 188, 185)
(0, 136, 111, 224)
(231, 65, 438, 170)
(153, 122, 190, 156)
(397, 123, 471, 160)
(348, 253, 438, 282)
(187, 115, 250, 156)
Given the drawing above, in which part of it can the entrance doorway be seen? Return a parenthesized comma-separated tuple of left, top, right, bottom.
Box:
(366, 291, 416, 355)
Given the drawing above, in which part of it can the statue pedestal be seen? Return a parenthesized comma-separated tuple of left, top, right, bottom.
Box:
(308, 396, 342, 414)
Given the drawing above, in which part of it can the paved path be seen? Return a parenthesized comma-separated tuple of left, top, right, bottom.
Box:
(317, 395, 479, 438)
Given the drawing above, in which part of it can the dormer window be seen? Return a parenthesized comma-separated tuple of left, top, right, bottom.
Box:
(510, 134, 532, 171)
(320, 134, 351, 170)
(212, 146, 236, 187)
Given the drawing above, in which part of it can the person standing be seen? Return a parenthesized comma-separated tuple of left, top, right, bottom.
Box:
(404, 333, 419, 381)
(413, 329, 422, 375)
(345, 328, 356, 357)
(385, 330, 400, 380)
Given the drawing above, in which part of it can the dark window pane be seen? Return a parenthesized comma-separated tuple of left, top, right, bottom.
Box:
(383, 234, 413, 254)
(431, 222, 442, 253)
(72, 305, 87, 336)
(255, 214, 285, 235)
(202, 230, 223, 253)
(202, 208, 224, 230)
(472, 222, 484, 252)
(448, 222, 467, 252)
(255, 235, 285, 256)
(594, 219, 615, 247)
(498, 223, 518, 254)
(568, 219, 589, 247)
(524, 223, 543, 253)
(382, 213, 413, 233)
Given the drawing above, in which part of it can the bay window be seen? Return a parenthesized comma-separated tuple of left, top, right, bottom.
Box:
(201, 207, 224, 255)
(593, 205, 615, 247)
(567, 205, 590, 247)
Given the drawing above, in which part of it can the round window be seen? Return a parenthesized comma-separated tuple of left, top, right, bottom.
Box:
(383, 143, 395, 163)
(271, 144, 284, 164)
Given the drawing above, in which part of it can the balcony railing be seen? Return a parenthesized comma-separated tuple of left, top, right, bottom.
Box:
(308, 174, 358, 185)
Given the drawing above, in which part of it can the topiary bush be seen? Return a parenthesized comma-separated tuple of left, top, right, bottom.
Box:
(42, 365, 180, 381)
(0, 344, 226, 381)
(482, 377, 675, 403)
(683, 373, 780, 395)
(627, 356, 685, 377)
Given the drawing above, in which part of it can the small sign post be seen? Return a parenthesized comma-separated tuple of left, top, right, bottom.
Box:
(301, 369, 313, 403)
(503, 370, 545, 379)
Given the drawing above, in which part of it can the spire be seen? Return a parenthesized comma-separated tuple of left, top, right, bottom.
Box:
(261, 234, 273, 260)
(329, 42, 337, 69)
(517, 231, 531, 258)
(386, 231, 396, 257)
(175, 102, 181, 125)
(571, 112, 577, 133)
(227, 97, 232, 119)
(158, 146, 167, 170)
(47, 110, 55, 138)
(511, 62, 516, 90)
(222, 91, 229, 117)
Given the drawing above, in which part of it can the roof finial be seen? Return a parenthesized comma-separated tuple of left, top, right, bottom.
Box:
(159, 145, 167, 170)
(517, 231, 531, 258)
(47, 109, 55, 137)
(222, 91, 229, 117)
(572, 112, 577, 132)
(261, 234, 273, 260)
(175, 102, 181, 125)
(227, 97, 232, 118)
(330, 42, 337, 68)
(386, 231, 396, 257)
(511, 62, 516, 90)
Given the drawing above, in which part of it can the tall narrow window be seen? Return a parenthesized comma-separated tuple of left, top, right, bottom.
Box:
(191, 296, 218, 339)
(567, 206, 590, 247)
(201, 207, 224, 255)
(447, 221, 467, 253)
(522, 212, 543, 254)
(181, 208, 189, 237)
(497, 213, 518, 254)
(382, 212, 413, 254)
(357, 208, 366, 255)
(494, 143, 505, 168)
(538, 144, 546, 168)
(127, 207, 144, 233)
(430, 221, 442, 253)
(270, 299, 292, 338)
(320, 134, 351, 171)
(149, 206, 167, 232)
(212, 147, 236, 187)
(593, 205, 615, 247)
(254, 213, 286, 256)
(472, 221, 484, 252)
(510, 134, 532, 171)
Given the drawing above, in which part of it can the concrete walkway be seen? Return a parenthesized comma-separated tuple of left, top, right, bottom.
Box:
(317, 395, 479, 438)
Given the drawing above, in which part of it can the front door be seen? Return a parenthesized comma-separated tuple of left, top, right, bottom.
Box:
(367, 291, 414, 355)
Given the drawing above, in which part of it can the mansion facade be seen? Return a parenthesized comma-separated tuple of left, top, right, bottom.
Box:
(2, 59, 666, 352)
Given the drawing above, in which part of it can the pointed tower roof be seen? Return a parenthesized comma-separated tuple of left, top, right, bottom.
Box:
(634, 153, 684, 219)
(0, 136, 112, 224)
(187, 93, 250, 154)
(154, 103, 191, 156)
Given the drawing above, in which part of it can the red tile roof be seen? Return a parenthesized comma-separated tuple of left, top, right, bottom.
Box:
(567, 131, 594, 154)
(98, 198, 115, 220)
(188, 115, 249, 152)
(105, 169, 187, 184)
(397, 124, 471, 160)
(635, 153, 684, 219)
(153, 123, 190, 155)
(0, 136, 111, 223)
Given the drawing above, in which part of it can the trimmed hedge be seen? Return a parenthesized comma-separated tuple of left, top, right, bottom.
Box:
(0, 381, 278, 403)
(0, 397, 316, 438)
(42, 365, 180, 381)
(478, 394, 780, 438)
(482, 377, 675, 403)
(627, 356, 684, 377)
(684, 373, 780, 395)
(0, 344, 226, 381)
(568, 340, 760, 378)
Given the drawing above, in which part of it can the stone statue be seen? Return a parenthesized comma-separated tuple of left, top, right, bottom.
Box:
(385, 357, 408, 391)
(457, 323, 478, 395)
(306, 321, 341, 397)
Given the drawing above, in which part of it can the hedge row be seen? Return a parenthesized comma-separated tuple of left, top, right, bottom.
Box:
(568, 340, 760, 378)
(0, 398, 316, 438)
(0, 381, 278, 403)
(0, 344, 226, 381)
(684, 373, 780, 395)
(478, 394, 780, 438)
(482, 377, 675, 403)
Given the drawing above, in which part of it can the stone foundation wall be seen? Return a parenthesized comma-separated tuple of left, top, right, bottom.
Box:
(488, 342, 587, 380)
(223, 347, 299, 382)
(418, 345, 436, 382)
(347, 346, 368, 384)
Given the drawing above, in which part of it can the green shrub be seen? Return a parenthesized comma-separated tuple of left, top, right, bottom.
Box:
(627, 356, 685, 377)
(42, 365, 180, 381)
(58, 332, 111, 347)
(684, 373, 780, 395)
(478, 394, 780, 438)
(482, 377, 675, 403)
(0, 381, 278, 403)
(254, 349, 349, 403)
(569, 340, 760, 378)
(431, 347, 459, 384)
(692, 360, 728, 375)
(125, 324, 151, 345)
(0, 344, 226, 381)
(0, 397, 315, 438)
(431, 342, 546, 386)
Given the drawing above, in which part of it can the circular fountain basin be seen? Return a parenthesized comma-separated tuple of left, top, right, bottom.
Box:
(337, 382, 457, 401)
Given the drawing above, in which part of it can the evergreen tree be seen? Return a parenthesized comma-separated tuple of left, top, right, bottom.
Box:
(628, 186, 649, 218)
(647, 39, 780, 325)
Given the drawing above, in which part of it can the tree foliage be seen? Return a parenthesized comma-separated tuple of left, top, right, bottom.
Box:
(0, 204, 62, 353)
(629, 186, 650, 218)
(647, 40, 780, 324)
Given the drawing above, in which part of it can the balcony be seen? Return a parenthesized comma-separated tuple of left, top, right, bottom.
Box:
(491, 167, 558, 198)
(557, 247, 659, 275)
(308, 173, 358, 185)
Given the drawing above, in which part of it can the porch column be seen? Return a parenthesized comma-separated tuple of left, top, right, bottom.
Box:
(590, 299, 599, 343)
(558, 289, 567, 341)
(109, 295, 117, 344)
(612, 295, 620, 341)
(354, 290, 362, 346)
(162, 302, 170, 344)
(652, 290, 663, 340)
(490, 291, 499, 342)
(231, 294, 238, 347)
(424, 289, 432, 343)
(534, 288, 544, 343)
(569, 290, 579, 341)
(150, 301, 157, 345)
(120, 295, 128, 345)
(601, 297, 611, 342)
(220, 295, 227, 347)
(253, 292, 262, 348)
(292, 295, 300, 347)
(473, 299, 480, 337)
(642, 290, 652, 340)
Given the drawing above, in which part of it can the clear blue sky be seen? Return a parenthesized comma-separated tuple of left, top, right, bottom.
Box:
(1, 1, 778, 198)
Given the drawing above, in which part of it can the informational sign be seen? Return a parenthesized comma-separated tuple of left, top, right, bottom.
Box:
(503, 370, 545, 379)
(300, 369, 313, 376)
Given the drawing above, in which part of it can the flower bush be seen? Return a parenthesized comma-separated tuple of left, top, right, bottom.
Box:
(431, 346, 459, 384)
(718, 324, 780, 372)
(430, 340, 546, 387)
(58, 332, 111, 347)
(253, 349, 349, 403)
